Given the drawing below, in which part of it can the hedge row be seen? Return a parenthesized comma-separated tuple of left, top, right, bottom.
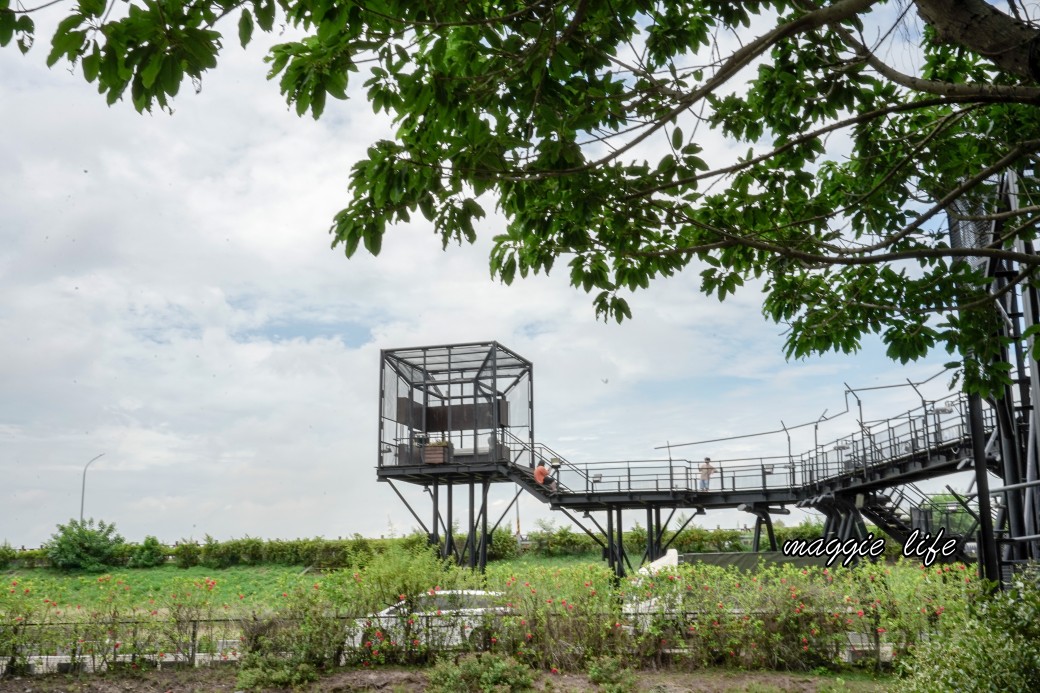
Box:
(1, 520, 828, 572)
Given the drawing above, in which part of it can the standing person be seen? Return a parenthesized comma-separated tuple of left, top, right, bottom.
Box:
(699, 457, 715, 491)
(534, 460, 558, 492)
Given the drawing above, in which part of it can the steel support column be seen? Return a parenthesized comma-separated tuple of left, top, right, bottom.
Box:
(479, 480, 489, 572)
(970, 394, 1001, 585)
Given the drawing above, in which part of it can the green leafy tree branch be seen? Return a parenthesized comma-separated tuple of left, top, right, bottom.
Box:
(6, 0, 1040, 392)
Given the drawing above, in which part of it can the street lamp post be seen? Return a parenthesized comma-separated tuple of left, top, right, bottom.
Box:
(80, 453, 105, 523)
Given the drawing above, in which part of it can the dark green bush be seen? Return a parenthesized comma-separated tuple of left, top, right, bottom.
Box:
(488, 526, 521, 561)
(896, 578, 1040, 692)
(527, 520, 599, 557)
(427, 653, 534, 692)
(201, 534, 238, 568)
(13, 547, 47, 568)
(0, 541, 15, 569)
(174, 540, 201, 568)
(128, 535, 168, 568)
(774, 520, 826, 545)
(45, 518, 125, 572)
(399, 529, 430, 553)
(659, 525, 748, 554)
(235, 653, 318, 691)
(348, 533, 375, 565)
(587, 655, 636, 693)
(223, 536, 265, 564)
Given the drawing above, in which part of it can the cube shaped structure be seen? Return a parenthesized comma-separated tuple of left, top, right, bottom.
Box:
(378, 342, 534, 469)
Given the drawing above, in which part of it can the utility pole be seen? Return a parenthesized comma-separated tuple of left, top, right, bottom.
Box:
(80, 453, 105, 523)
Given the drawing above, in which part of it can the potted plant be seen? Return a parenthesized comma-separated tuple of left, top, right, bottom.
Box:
(423, 439, 453, 465)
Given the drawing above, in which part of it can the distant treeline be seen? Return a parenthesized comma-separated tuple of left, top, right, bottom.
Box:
(1, 519, 826, 572)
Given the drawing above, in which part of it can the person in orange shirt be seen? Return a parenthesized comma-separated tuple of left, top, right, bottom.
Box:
(534, 460, 558, 492)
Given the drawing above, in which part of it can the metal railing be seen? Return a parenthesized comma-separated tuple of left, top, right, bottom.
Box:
(498, 428, 589, 491)
(540, 394, 990, 498)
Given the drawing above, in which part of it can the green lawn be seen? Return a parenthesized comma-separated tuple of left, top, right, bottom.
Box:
(6, 564, 314, 611)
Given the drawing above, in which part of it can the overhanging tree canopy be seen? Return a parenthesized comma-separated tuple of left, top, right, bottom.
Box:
(5, 0, 1040, 392)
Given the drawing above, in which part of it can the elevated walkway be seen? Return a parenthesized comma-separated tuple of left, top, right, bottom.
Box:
(479, 393, 993, 512)
(380, 391, 993, 505)
(376, 343, 998, 574)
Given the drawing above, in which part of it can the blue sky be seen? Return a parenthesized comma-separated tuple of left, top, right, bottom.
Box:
(0, 9, 970, 548)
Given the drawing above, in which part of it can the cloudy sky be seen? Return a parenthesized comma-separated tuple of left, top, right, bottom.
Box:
(0, 10, 966, 549)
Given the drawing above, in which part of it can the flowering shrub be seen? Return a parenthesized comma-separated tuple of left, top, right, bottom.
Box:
(491, 563, 618, 670)
(0, 549, 1000, 681)
(896, 575, 1040, 691)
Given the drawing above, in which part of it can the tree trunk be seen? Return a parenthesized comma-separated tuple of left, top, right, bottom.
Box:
(915, 0, 1040, 82)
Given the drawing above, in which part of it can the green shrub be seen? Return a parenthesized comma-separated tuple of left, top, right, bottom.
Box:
(773, 520, 826, 545)
(526, 519, 598, 557)
(12, 547, 47, 569)
(174, 540, 201, 568)
(399, 530, 430, 553)
(662, 523, 753, 554)
(235, 653, 318, 690)
(895, 578, 1040, 692)
(45, 518, 125, 572)
(223, 536, 265, 565)
(128, 535, 168, 568)
(348, 533, 375, 565)
(201, 534, 238, 569)
(587, 655, 636, 693)
(488, 527, 521, 562)
(0, 541, 15, 569)
(427, 653, 534, 692)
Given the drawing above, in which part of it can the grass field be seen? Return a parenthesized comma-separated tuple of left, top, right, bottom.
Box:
(5, 564, 316, 611)
(3, 552, 617, 611)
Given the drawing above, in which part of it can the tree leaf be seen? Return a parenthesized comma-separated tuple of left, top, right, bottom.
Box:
(238, 10, 254, 48)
